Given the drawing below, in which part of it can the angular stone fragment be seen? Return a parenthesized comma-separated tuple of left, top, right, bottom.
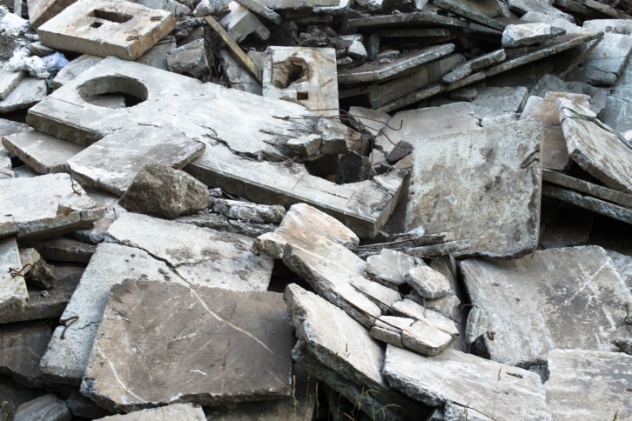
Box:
(531, 73, 606, 113)
(166, 39, 208, 79)
(347, 12, 468, 31)
(95, 403, 205, 420)
(383, 345, 552, 421)
(27, 0, 77, 29)
(209, 197, 285, 224)
(219, 2, 269, 43)
(118, 164, 209, 219)
(0, 77, 46, 113)
(0, 173, 104, 240)
(0, 237, 28, 314)
(82, 279, 293, 412)
(218, 49, 261, 95)
(2, 129, 84, 174)
(470, 86, 528, 119)
(0, 376, 46, 420)
(37, 0, 176, 60)
(502, 23, 565, 47)
(546, 349, 632, 420)
(0, 322, 51, 388)
(14, 394, 71, 421)
(66, 390, 110, 419)
(406, 120, 542, 258)
(433, 0, 504, 31)
(365, 248, 417, 288)
(0, 69, 24, 99)
(559, 98, 632, 194)
(460, 246, 632, 366)
(405, 265, 451, 299)
(51, 54, 102, 89)
(442, 49, 505, 83)
(25, 237, 95, 264)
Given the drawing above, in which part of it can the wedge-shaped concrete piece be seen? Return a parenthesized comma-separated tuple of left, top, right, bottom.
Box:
(0, 77, 46, 113)
(502, 23, 565, 48)
(0, 173, 104, 240)
(559, 98, 632, 194)
(406, 120, 542, 258)
(27, 0, 77, 29)
(0, 322, 52, 388)
(68, 126, 205, 196)
(108, 212, 274, 291)
(95, 403, 206, 420)
(0, 237, 28, 315)
(405, 265, 451, 299)
(82, 279, 293, 412)
(383, 345, 552, 421)
(37, 0, 176, 60)
(546, 349, 632, 421)
(2, 129, 84, 174)
(460, 246, 632, 366)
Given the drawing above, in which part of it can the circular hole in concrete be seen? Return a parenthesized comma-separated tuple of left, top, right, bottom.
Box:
(78, 75, 148, 109)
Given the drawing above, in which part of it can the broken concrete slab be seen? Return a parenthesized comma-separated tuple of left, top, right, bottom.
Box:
(118, 163, 210, 219)
(24, 237, 95, 263)
(0, 116, 29, 136)
(68, 126, 205, 196)
(37, 0, 176, 60)
(263, 47, 338, 117)
(95, 403, 205, 420)
(559, 98, 632, 194)
(347, 12, 469, 31)
(470, 86, 528, 119)
(0, 77, 46, 113)
(81, 279, 293, 412)
(0, 237, 28, 315)
(26, 0, 77, 29)
(365, 248, 417, 288)
(51, 54, 102, 89)
(433, 0, 505, 31)
(2, 129, 84, 174)
(502, 22, 565, 47)
(108, 212, 274, 290)
(545, 349, 632, 421)
(0, 376, 46, 420)
(520, 92, 590, 170)
(383, 345, 552, 421)
(531, 73, 606, 113)
(0, 173, 104, 240)
(0, 69, 24, 99)
(568, 29, 632, 85)
(405, 265, 451, 299)
(218, 48, 262, 95)
(0, 321, 52, 388)
(40, 242, 183, 386)
(442, 49, 505, 83)
(13, 394, 71, 421)
(234, 0, 281, 25)
(406, 119, 542, 258)
(209, 196, 285, 224)
(460, 246, 632, 366)
(219, 2, 270, 43)
(166, 39, 208, 79)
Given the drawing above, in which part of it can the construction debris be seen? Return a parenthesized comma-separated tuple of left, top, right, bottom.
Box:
(2, 0, 632, 419)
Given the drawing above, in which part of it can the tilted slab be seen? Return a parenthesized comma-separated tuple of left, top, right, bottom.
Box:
(0, 77, 46, 113)
(37, 0, 175, 60)
(383, 345, 552, 421)
(347, 12, 468, 30)
(0, 173, 104, 241)
(82, 279, 293, 412)
(405, 120, 542, 258)
(545, 349, 632, 421)
(0, 237, 28, 315)
(460, 246, 632, 366)
(95, 403, 205, 420)
(26, 57, 403, 237)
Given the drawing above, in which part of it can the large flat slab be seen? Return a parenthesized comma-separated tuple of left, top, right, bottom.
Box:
(383, 345, 551, 421)
(0, 237, 28, 315)
(545, 349, 632, 420)
(37, 0, 175, 60)
(81, 279, 293, 412)
(0, 173, 104, 240)
(406, 120, 542, 258)
(460, 246, 632, 366)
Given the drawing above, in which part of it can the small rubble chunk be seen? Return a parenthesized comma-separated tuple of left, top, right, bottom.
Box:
(209, 196, 285, 224)
(0, 173, 104, 240)
(95, 403, 205, 420)
(0, 69, 24, 99)
(460, 246, 632, 366)
(14, 394, 71, 421)
(545, 349, 632, 420)
(166, 39, 209, 79)
(0, 237, 28, 314)
(118, 163, 210, 219)
(406, 120, 542, 258)
(0, 77, 46, 113)
(383, 345, 552, 421)
(219, 2, 270, 43)
(405, 265, 451, 299)
(0, 322, 51, 388)
(502, 23, 566, 47)
(81, 279, 293, 412)
(365, 248, 417, 288)
(37, 0, 176, 60)
(470, 86, 528, 120)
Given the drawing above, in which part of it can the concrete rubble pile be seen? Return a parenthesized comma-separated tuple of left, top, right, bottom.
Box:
(2, 0, 632, 419)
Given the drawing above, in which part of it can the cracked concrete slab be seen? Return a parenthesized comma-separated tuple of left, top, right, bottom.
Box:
(81, 279, 293, 412)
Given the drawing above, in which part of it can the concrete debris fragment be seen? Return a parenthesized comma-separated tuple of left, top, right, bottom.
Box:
(0, 321, 52, 388)
(94, 403, 206, 420)
(502, 22, 566, 48)
(365, 248, 417, 288)
(0, 77, 46, 113)
(0, 237, 28, 315)
(13, 393, 71, 421)
(405, 264, 451, 299)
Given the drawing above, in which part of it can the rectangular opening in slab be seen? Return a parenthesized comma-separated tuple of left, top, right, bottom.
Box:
(297, 92, 309, 100)
(90, 9, 133, 24)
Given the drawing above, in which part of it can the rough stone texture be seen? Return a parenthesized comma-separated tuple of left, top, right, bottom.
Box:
(546, 349, 632, 421)
(108, 212, 274, 290)
(406, 120, 542, 258)
(0, 77, 46, 113)
(81, 279, 293, 412)
(502, 23, 565, 47)
(365, 248, 417, 288)
(470, 86, 528, 119)
(95, 404, 205, 420)
(460, 246, 632, 366)
(0, 173, 104, 241)
(0, 321, 51, 388)
(13, 394, 71, 421)
(27, 0, 77, 29)
(118, 164, 209, 219)
(559, 98, 632, 194)
(263, 47, 339, 118)
(37, 0, 176, 60)
(40, 243, 183, 386)
(68, 126, 205, 197)
(383, 345, 552, 421)
(210, 197, 285, 224)
(347, 12, 468, 31)
(166, 39, 209, 79)
(405, 265, 451, 299)
(520, 92, 590, 170)
(2, 129, 84, 174)
(0, 237, 28, 315)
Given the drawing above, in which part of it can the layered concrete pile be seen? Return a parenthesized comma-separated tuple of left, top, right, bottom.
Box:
(1, 0, 632, 420)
